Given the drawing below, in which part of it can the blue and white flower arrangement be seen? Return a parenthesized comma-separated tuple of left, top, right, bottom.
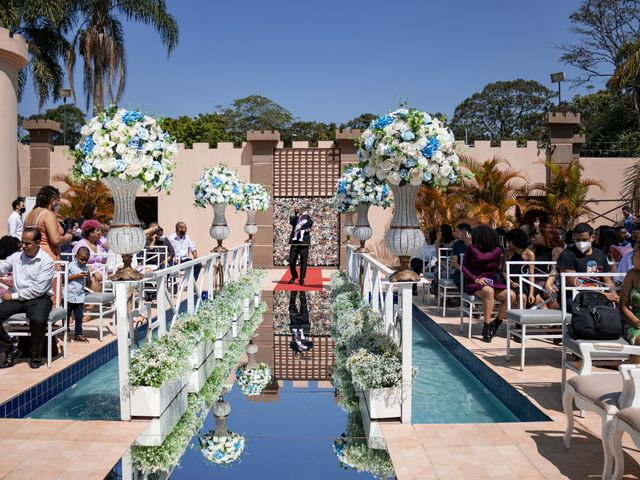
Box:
(235, 183, 271, 212)
(235, 362, 272, 396)
(70, 106, 177, 191)
(194, 165, 243, 207)
(200, 432, 245, 466)
(332, 166, 392, 212)
(357, 108, 461, 188)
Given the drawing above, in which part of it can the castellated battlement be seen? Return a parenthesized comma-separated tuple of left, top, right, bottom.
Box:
(247, 130, 281, 141)
(335, 128, 362, 140)
(463, 140, 540, 150)
(0, 27, 29, 69)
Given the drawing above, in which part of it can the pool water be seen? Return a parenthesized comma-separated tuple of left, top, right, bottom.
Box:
(411, 320, 519, 423)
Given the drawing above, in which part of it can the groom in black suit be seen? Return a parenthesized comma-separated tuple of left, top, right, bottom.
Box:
(288, 205, 313, 286)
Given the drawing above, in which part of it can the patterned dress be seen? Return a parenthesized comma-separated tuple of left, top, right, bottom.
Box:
(624, 287, 640, 343)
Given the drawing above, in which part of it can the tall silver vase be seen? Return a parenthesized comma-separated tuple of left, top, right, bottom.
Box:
(101, 177, 145, 280)
(209, 203, 230, 253)
(342, 210, 354, 244)
(352, 203, 373, 253)
(244, 209, 258, 244)
(385, 183, 424, 282)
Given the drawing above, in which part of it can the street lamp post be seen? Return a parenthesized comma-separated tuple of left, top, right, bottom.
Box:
(550, 72, 565, 108)
(58, 88, 72, 145)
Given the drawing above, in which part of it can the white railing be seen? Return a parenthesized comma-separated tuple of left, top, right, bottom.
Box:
(114, 243, 252, 421)
(345, 245, 414, 424)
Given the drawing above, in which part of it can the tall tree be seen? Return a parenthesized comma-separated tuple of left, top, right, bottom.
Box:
(0, 0, 74, 106)
(528, 160, 604, 229)
(560, 0, 640, 124)
(340, 113, 378, 131)
(281, 121, 336, 147)
(609, 37, 640, 127)
(216, 95, 294, 145)
(449, 79, 554, 146)
(159, 114, 228, 148)
(28, 104, 86, 146)
(66, 0, 179, 113)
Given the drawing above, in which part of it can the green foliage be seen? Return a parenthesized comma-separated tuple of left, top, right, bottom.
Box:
(450, 79, 554, 146)
(216, 95, 294, 145)
(280, 120, 336, 147)
(346, 348, 402, 389)
(339, 113, 378, 131)
(159, 114, 228, 148)
(26, 104, 86, 146)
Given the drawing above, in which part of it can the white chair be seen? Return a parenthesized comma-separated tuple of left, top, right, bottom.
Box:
(608, 368, 640, 479)
(83, 262, 115, 341)
(560, 272, 627, 389)
(563, 343, 640, 479)
(437, 247, 459, 316)
(459, 253, 501, 338)
(5, 260, 68, 368)
(505, 260, 562, 370)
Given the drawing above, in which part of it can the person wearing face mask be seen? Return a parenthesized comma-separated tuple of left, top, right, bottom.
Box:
(24, 186, 75, 263)
(546, 222, 617, 305)
(7, 197, 25, 239)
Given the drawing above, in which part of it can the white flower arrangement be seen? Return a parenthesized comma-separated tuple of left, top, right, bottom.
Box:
(194, 165, 243, 207)
(235, 362, 272, 396)
(235, 182, 271, 212)
(357, 108, 461, 188)
(200, 431, 246, 466)
(70, 106, 177, 191)
(346, 348, 403, 390)
(332, 166, 392, 213)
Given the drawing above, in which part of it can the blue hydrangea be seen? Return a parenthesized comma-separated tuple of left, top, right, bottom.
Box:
(400, 169, 409, 178)
(382, 184, 389, 196)
(82, 137, 95, 156)
(81, 163, 93, 175)
(364, 136, 375, 151)
(212, 177, 222, 187)
(115, 161, 126, 173)
(372, 114, 393, 130)
(122, 110, 144, 126)
(421, 137, 440, 158)
(214, 451, 224, 460)
(401, 130, 415, 141)
(232, 183, 241, 194)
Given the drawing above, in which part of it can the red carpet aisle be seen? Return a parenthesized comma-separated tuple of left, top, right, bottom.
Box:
(274, 267, 328, 292)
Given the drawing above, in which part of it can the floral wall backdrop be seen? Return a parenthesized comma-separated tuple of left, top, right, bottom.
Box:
(273, 197, 339, 266)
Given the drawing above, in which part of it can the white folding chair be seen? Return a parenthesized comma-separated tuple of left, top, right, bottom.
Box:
(437, 247, 459, 316)
(6, 260, 69, 368)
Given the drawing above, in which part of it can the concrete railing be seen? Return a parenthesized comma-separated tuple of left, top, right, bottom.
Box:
(345, 245, 414, 424)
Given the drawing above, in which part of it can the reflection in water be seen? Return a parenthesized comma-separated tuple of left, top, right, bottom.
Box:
(198, 396, 245, 466)
(117, 290, 392, 480)
(235, 341, 272, 396)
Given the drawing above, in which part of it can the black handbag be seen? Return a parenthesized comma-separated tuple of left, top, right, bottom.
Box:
(570, 291, 623, 340)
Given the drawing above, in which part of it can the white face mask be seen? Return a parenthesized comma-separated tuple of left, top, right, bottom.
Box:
(53, 203, 61, 213)
(575, 241, 591, 253)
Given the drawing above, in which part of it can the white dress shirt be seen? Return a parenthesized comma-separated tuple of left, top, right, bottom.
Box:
(169, 233, 196, 260)
(7, 211, 23, 239)
(0, 249, 54, 300)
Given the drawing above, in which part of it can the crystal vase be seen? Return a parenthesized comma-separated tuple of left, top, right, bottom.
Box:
(246, 341, 258, 369)
(212, 396, 231, 436)
(101, 177, 145, 280)
(209, 203, 230, 253)
(385, 183, 424, 282)
(352, 203, 373, 253)
(244, 209, 258, 244)
(342, 211, 354, 244)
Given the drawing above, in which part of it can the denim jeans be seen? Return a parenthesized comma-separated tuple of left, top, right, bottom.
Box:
(67, 302, 84, 337)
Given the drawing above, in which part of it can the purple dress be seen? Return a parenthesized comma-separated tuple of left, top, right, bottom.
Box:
(462, 244, 506, 294)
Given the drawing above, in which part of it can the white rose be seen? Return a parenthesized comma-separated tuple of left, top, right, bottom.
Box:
(105, 120, 119, 131)
(101, 156, 117, 173)
(440, 163, 452, 177)
(363, 165, 374, 177)
(376, 170, 389, 181)
(448, 153, 460, 165)
(125, 162, 142, 177)
(387, 171, 401, 185)
(143, 169, 155, 182)
(432, 151, 445, 164)
(80, 126, 90, 136)
(117, 123, 128, 134)
(115, 143, 128, 155)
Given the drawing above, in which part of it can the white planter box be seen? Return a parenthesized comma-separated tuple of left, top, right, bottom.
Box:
(135, 386, 188, 446)
(214, 327, 233, 359)
(188, 349, 216, 392)
(232, 312, 244, 337)
(364, 387, 401, 420)
(187, 341, 215, 369)
(254, 290, 261, 307)
(130, 375, 188, 418)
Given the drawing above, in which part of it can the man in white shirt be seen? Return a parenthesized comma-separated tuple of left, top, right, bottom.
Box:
(7, 197, 25, 239)
(0, 227, 54, 369)
(169, 222, 198, 263)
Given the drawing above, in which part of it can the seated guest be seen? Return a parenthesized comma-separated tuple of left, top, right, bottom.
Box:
(434, 224, 455, 250)
(504, 228, 536, 307)
(0, 228, 55, 369)
(461, 225, 514, 343)
(596, 227, 618, 272)
(616, 225, 631, 247)
(169, 222, 198, 263)
(72, 220, 106, 292)
(145, 224, 175, 267)
(450, 223, 472, 291)
(531, 223, 564, 308)
(619, 246, 640, 351)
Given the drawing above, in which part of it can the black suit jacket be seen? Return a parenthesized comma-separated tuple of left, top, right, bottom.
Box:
(289, 214, 313, 245)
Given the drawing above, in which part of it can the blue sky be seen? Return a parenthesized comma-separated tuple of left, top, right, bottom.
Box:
(18, 0, 595, 124)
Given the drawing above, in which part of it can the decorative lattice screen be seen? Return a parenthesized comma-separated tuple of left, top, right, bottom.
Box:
(273, 148, 340, 197)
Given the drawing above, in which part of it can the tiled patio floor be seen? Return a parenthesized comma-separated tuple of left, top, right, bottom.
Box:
(383, 297, 640, 479)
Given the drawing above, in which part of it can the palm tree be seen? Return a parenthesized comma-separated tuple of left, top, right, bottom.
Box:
(53, 174, 113, 220)
(620, 161, 640, 215)
(609, 38, 640, 128)
(66, 0, 179, 112)
(416, 185, 465, 230)
(527, 160, 604, 230)
(457, 156, 527, 227)
(0, 0, 74, 106)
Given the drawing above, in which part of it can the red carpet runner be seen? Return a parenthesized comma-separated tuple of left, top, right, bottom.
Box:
(274, 267, 328, 292)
